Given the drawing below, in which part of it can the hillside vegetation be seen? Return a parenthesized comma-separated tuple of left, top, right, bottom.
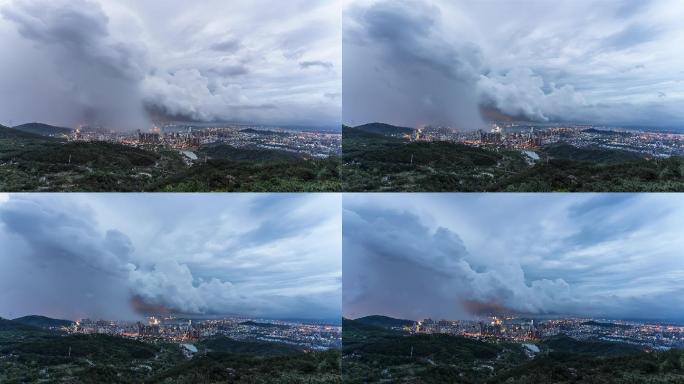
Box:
(342, 125, 684, 192)
(342, 317, 684, 383)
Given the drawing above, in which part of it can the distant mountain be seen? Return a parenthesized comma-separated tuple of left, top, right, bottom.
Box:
(352, 122, 414, 136)
(353, 315, 415, 329)
(581, 320, 632, 329)
(0, 317, 41, 332)
(582, 128, 632, 137)
(13, 315, 73, 329)
(240, 320, 289, 329)
(0, 125, 49, 140)
(13, 122, 72, 136)
(240, 128, 288, 136)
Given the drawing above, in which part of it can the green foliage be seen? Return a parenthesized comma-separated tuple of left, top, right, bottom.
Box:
(146, 349, 341, 384)
(489, 348, 684, 384)
(0, 133, 340, 191)
(5, 334, 158, 362)
(497, 156, 684, 192)
(197, 336, 304, 355)
(155, 156, 341, 192)
(0, 326, 340, 383)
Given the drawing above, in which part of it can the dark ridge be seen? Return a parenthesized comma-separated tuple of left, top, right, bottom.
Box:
(353, 315, 415, 329)
(13, 122, 72, 136)
(582, 128, 632, 137)
(239, 320, 289, 329)
(0, 125, 52, 140)
(541, 334, 643, 356)
(0, 317, 44, 332)
(240, 128, 289, 136)
(12, 315, 74, 329)
(353, 122, 414, 136)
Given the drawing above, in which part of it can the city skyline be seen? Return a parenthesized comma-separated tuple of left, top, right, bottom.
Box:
(343, 193, 684, 323)
(343, 0, 684, 130)
(0, 193, 341, 321)
(0, 0, 341, 130)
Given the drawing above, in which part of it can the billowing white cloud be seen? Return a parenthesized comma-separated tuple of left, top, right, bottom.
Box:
(477, 68, 588, 122)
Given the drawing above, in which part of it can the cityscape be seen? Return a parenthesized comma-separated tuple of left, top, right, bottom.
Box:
(59, 316, 341, 356)
(67, 123, 341, 159)
(410, 317, 684, 352)
(410, 123, 684, 158)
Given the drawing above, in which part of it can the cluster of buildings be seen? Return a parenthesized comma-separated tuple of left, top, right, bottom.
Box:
(64, 316, 342, 351)
(409, 317, 684, 350)
(411, 123, 684, 157)
(411, 317, 540, 342)
(67, 123, 342, 158)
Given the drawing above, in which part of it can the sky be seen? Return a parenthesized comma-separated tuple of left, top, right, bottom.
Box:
(0, 0, 341, 130)
(343, 193, 684, 323)
(0, 193, 341, 321)
(343, 0, 684, 130)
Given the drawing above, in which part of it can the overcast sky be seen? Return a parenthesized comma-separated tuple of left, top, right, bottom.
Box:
(343, 0, 684, 129)
(0, 0, 341, 130)
(0, 193, 341, 321)
(344, 193, 684, 323)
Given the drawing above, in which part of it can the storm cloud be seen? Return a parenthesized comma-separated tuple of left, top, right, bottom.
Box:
(343, 0, 684, 129)
(0, 193, 341, 321)
(343, 194, 684, 322)
(0, 0, 341, 129)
